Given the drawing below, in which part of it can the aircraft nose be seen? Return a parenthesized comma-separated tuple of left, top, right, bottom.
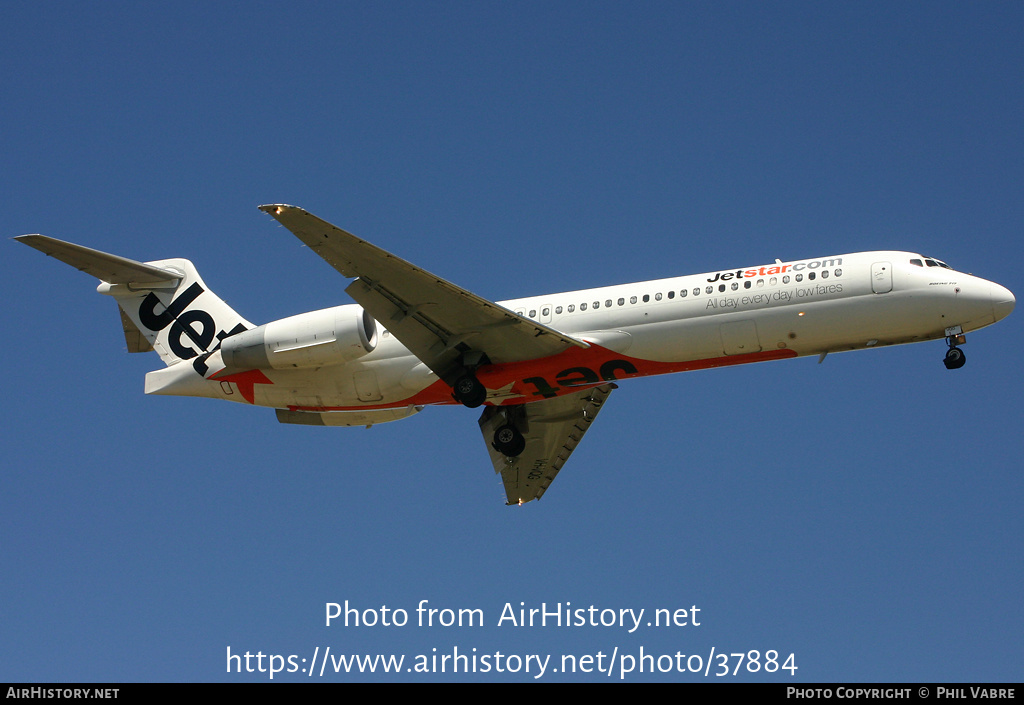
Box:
(991, 283, 1015, 322)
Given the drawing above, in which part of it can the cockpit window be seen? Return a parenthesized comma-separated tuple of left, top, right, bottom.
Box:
(913, 256, 953, 270)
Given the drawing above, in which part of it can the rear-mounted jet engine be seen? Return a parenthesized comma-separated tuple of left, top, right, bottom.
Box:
(221, 306, 377, 370)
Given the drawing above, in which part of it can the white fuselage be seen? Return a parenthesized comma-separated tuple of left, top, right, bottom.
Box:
(145, 250, 1014, 413)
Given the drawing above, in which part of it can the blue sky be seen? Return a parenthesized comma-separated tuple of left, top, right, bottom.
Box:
(3, 2, 1021, 682)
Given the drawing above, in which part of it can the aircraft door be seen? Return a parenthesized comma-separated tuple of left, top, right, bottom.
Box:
(720, 319, 762, 355)
(354, 370, 384, 401)
(871, 262, 892, 294)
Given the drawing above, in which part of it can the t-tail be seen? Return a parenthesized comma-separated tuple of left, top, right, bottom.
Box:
(15, 235, 252, 393)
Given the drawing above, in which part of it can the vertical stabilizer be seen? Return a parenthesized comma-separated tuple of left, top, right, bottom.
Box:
(101, 257, 253, 372)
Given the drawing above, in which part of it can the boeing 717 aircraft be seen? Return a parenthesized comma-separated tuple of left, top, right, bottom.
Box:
(16, 205, 1015, 505)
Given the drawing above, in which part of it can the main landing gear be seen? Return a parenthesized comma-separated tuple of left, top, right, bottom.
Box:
(450, 351, 492, 408)
(492, 423, 526, 457)
(452, 373, 487, 408)
(943, 331, 967, 370)
(480, 405, 528, 459)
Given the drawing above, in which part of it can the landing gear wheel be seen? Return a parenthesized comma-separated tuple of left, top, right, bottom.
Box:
(943, 346, 966, 370)
(492, 424, 526, 457)
(452, 374, 487, 408)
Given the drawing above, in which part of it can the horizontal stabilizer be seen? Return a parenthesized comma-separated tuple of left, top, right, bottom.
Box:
(15, 234, 180, 284)
(19, 234, 253, 369)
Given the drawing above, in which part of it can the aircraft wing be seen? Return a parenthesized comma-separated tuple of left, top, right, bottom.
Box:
(259, 205, 588, 385)
(478, 383, 615, 505)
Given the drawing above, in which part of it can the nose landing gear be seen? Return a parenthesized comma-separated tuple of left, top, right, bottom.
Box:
(944, 346, 966, 370)
(943, 329, 967, 370)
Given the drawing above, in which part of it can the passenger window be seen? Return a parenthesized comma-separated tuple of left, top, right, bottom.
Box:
(605, 299, 612, 307)
(834, 269, 842, 277)
(756, 279, 764, 287)
(769, 277, 777, 285)
(694, 288, 701, 296)
(744, 280, 752, 289)
(680, 289, 687, 298)
(568, 305, 575, 313)
(808, 272, 816, 280)
(618, 298, 625, 306)
(783, 275, 790, 284)
(630, 296, 637, 304)
(821, 270, 828, 279)
(705, 286, 713, 294)
(795, 274, 803, 282)
(654, 293, 661, 301)
(718, 284, 726, 292)
(580, 303, 587, 311)
(593, 301, 600, 309)
(730, 282, 738, 291)
(643, 295, 650, 303)
(555, 306, 562, 314)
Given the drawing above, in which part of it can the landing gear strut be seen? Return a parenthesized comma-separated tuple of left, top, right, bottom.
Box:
(943, 332, 967, 370)
(492, 423, 526, 457)
(452, 374, 487, 408)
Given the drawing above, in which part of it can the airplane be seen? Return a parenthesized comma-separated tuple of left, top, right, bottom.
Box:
(16, 205, 1015, 505)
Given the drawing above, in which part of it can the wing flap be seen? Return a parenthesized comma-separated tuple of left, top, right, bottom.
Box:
(276, 406, 423, 427)
(479, 383, 615, 505)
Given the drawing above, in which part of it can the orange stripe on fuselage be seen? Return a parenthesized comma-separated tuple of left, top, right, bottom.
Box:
(286, 344, 798, 413)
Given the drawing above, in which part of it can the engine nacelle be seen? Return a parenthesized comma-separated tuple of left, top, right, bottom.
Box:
(221, 306, 377, 370)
